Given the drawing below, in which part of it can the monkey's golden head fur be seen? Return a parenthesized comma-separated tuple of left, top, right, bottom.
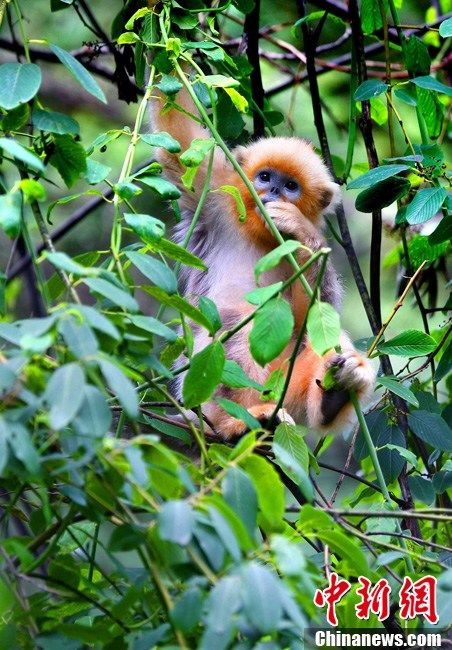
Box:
(230, 137, 338, 248)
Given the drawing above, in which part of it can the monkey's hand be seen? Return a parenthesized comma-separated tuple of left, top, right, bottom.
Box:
(264, 201, 324, 251)
(318, 350, 375, 426)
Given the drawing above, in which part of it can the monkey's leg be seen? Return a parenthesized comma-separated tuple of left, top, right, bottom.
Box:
(283, 337, 375, 431)
(199, 309, 294, 439)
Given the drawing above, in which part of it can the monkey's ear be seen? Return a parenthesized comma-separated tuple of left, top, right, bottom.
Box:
(233, 145, 247, 166)
(319, 182, 340, 212)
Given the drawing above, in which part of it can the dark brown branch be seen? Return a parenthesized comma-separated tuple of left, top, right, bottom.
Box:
(244, 0, 265, 138)
(348, 0, 382, 328)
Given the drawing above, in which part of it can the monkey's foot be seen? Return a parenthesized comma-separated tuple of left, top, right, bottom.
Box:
(219, 404, 295, 439)
(319, 351, 375, 426)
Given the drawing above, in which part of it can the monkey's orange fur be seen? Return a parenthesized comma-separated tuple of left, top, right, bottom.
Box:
(150, 81, 375, 438)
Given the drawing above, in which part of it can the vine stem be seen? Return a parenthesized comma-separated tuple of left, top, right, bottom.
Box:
(367, 260, 427, 357)
(350, 392, 414, 573)
(271, 252, 330, 422)
(109, 68, 156, 280)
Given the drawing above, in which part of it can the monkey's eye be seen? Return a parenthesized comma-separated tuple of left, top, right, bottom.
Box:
(285, 180, 299, 192)
(258, 171, 271, 183)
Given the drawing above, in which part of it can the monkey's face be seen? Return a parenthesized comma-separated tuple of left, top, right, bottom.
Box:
(253, 169, 301, 205)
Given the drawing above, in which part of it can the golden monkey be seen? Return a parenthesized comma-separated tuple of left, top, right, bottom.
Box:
(151, 82, 375, 438)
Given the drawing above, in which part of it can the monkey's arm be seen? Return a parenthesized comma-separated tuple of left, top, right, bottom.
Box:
(264, 201, 375, 428)
(150, 79, 231, 212)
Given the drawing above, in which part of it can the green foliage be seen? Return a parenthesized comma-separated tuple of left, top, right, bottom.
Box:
(0, 0, 450, 647)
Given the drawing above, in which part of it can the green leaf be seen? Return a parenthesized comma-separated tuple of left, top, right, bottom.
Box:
(216, 398, 261, 431)
(0, 137, 45, 173)
(354, 79, 388, 100)
(377, 329, 437, 356)
(58, 316, 98, 358)
(435, 339, 451, 383)
(73, 385, 112, 438)
(394, 88, 417, 106)
(0, 191, 22, 238)
(49, 134, 87, 188)
(410, 75, 452, 97)
(245, 282, 283, 306)
(117, 32, 140, 45)
(249, 297, 294, 366)
(273, 423, 312, 501)
(208, 506, 241, 561)
(222, 467, 258, 538)
(219, 184, 247, 222)
(180, 138, 215, 167)
(19, 179, 46, 202)
(151, 237, 207, 269)
(183, 342, 225, 408)
(429, 215, 452, 245)
(124, 212, 165, 242)
(407, 476, 435, 505)
(408, 410, 452, 452)
(44, 363, 86, 430)
(221, 360, 263, 391)
(377, 376, 419, 407)
(405, 36, 431, 77)
(241, 455, 285, 532)
(156, 74, 183, 95)
(49, 44, 107, 103)
(385, 444, 418, 467)
(6, 420, 41, 476)
(202, 74, 239, 88)
(45, 251, 99, 277)
(84, 277, 138, 312)
(144, 287, 211, 329)
(307, 301, 340, 356)
(109, 524, 144, 551)
(439, 16, 452, 37)
(1, 104, 30, 132)
(138, 175, 181, 199)
(254, 240, 301, 284)
(0, 62, 42, 110)
(405, 188, 447, 225)
(76, 304, 120, 340)
(274, 423, 309, 471)
(241, 562, 283, 634)
(224, 87, 248, 113)
(171, 588, 204, 633)
(355, 177, 411, 212)
(406, 235, 449, 268)
(199, 296, 222, 334)
(125, 251, 177, 294)
(158, 500, 194, 545)
(355, 411, 406, 483)
(140, 132, 181, 152)
(201, 577, 241, 650)
(417, 88, 445, 139)
(98, 358, 139, 418)
(347, 164, 409, 189)
(361, 0, 387, 34)
(127, 315, 176, 341)
(432, 470, 452, 494)
(32, 108, 79, 135)
(84, 159, 111, 184)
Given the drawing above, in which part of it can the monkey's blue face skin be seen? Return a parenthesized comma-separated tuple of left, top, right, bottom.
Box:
(253, 168, 301, 203)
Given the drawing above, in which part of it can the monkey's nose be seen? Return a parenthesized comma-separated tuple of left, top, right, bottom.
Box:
(271, 186, 279, 195)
